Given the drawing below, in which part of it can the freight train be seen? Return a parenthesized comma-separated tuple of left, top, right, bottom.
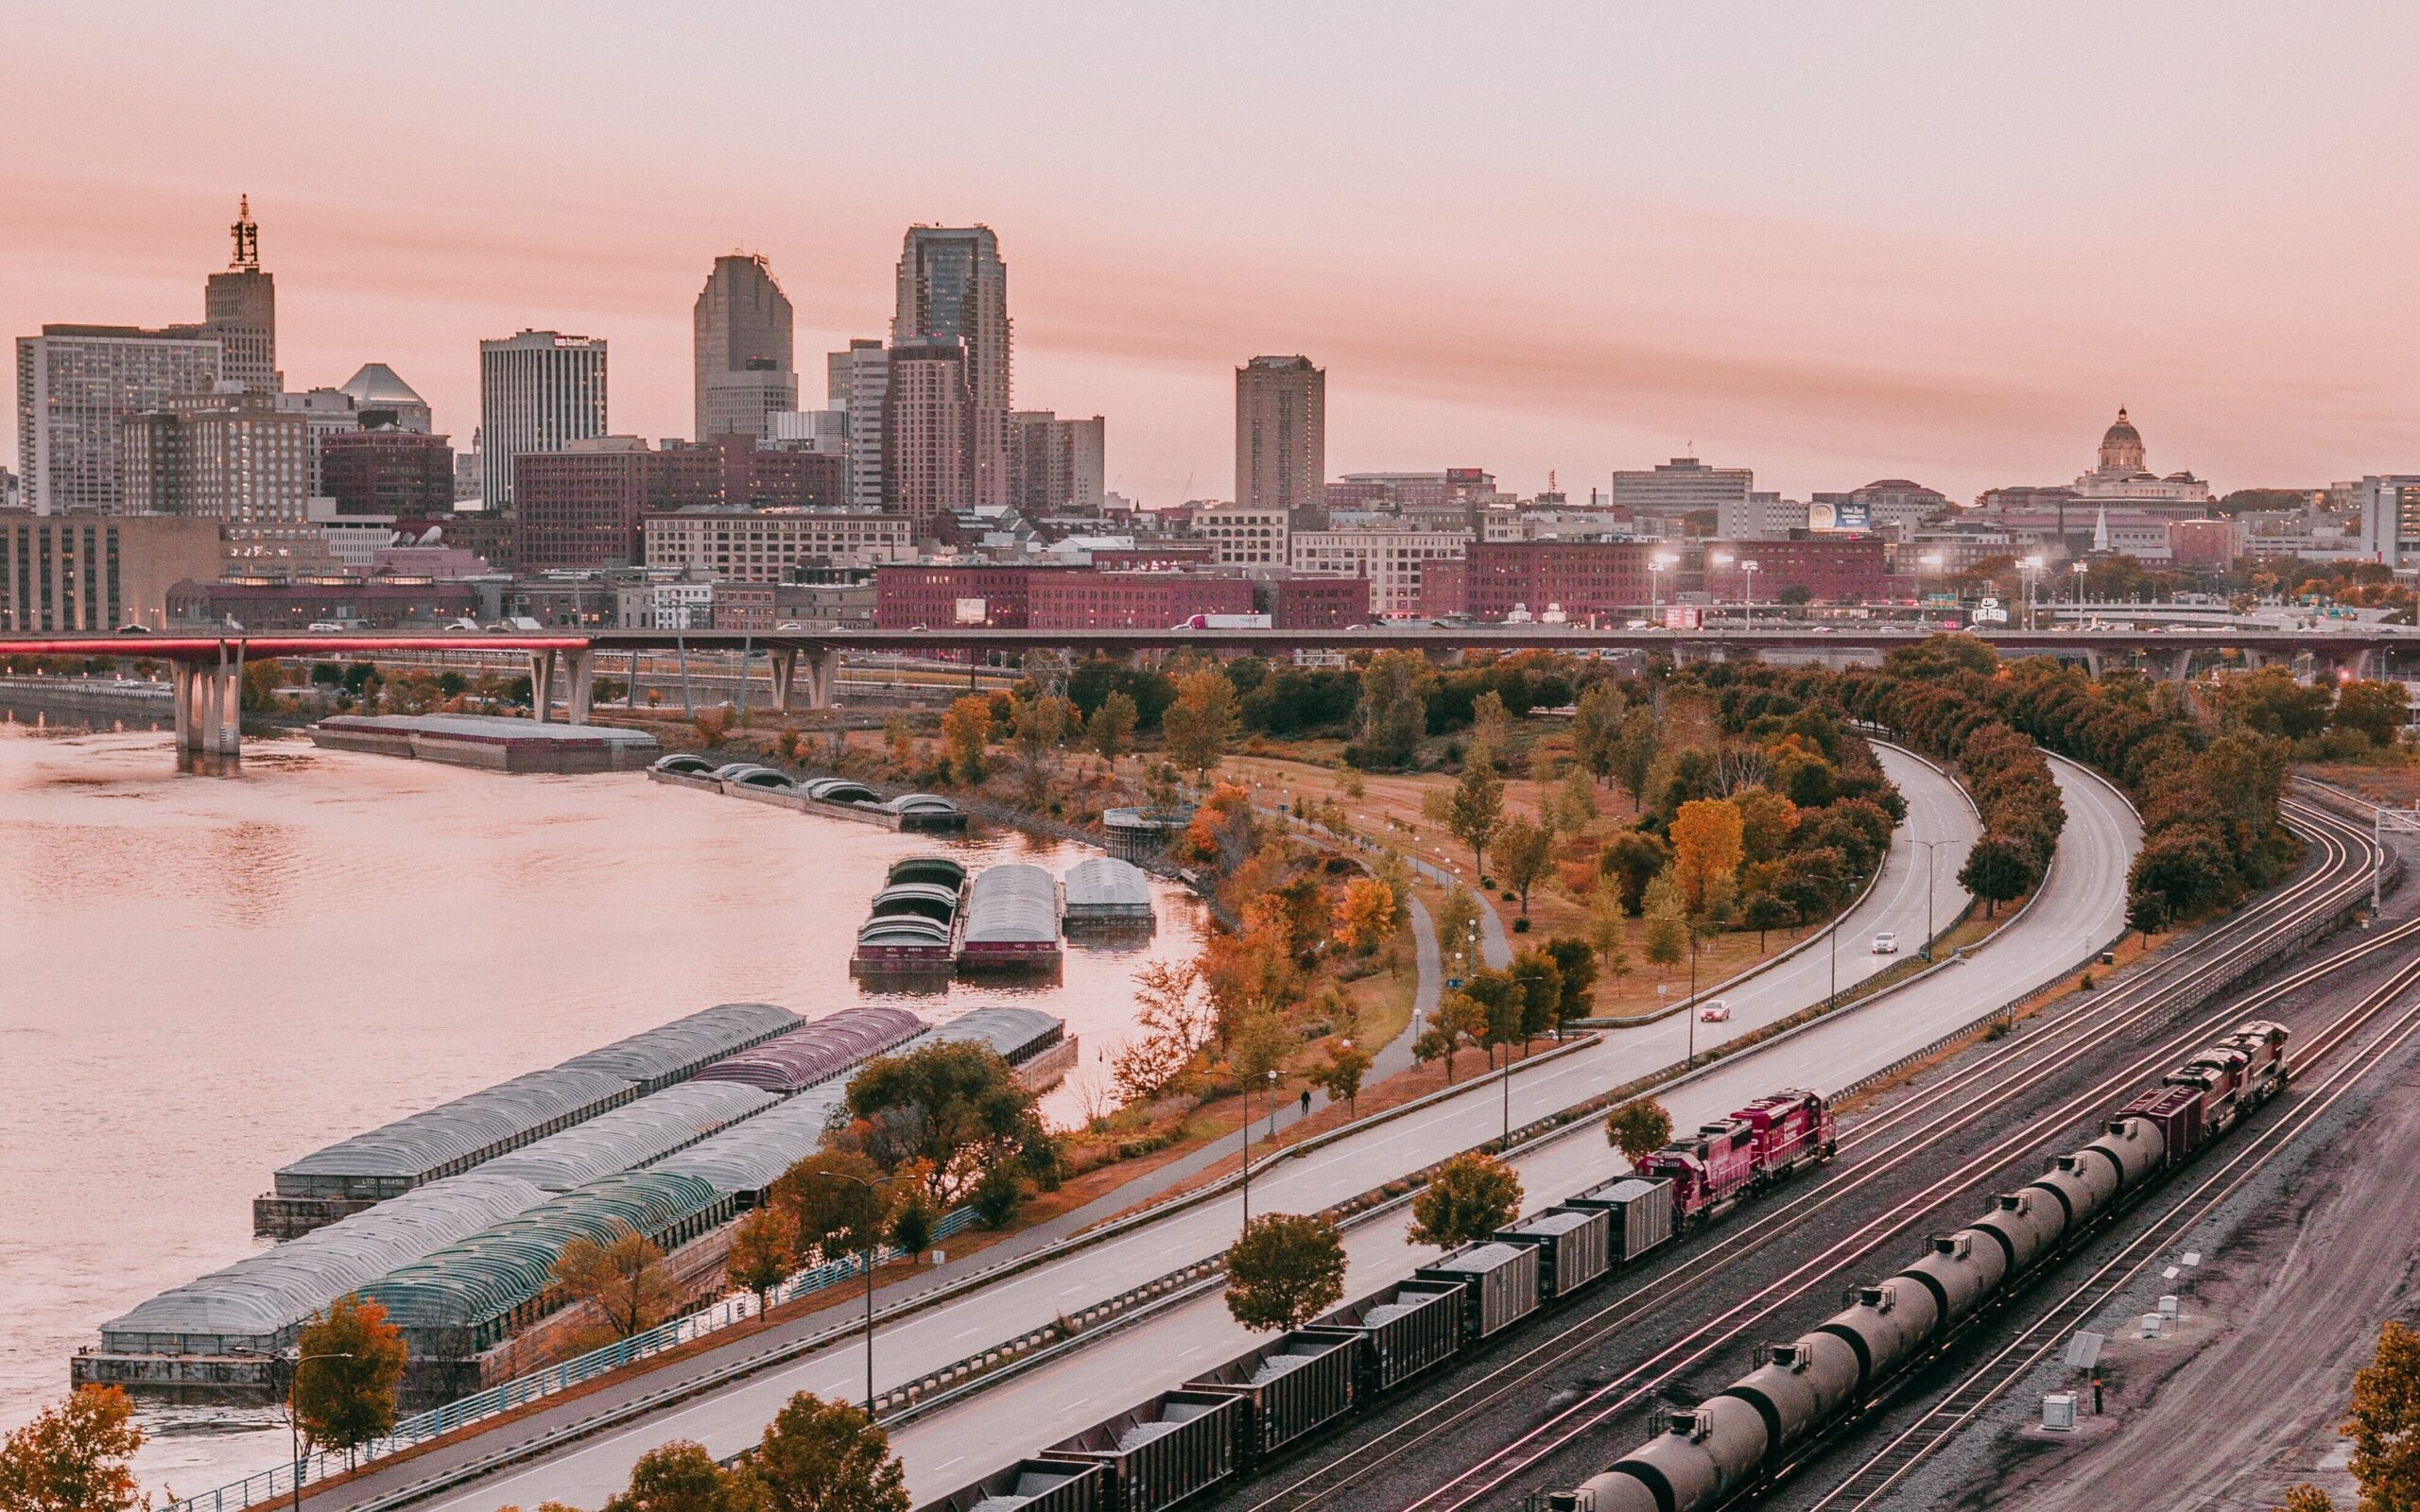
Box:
(917, 1087, 1838, 1512)
(1546, 1021, 2290, 1512)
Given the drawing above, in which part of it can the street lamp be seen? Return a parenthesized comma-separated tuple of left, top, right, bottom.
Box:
(1910, 837, 1954, 960)
(1741, 560, 1760, 623)
(1267, 1067, 1279, 1138)
(280, 1350, 355, 1512)
(2021, 555, 2045, 631)
(794, 1168, 882, 1415)
(1650, 552, 1679, 613)
(2071, 560, 2088, 613)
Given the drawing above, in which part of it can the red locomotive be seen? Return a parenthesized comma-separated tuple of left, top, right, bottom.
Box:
(2117, 1019, 2290, 1168)
(1636, 1089, 1836, 1225)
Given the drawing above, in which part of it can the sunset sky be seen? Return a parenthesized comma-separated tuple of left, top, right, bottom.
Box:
(7, 2, 2416, 506)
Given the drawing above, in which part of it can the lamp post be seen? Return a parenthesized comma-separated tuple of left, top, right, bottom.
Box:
(1650, 552, 1678, 616)
(797, 1168, 882, 1415)
(2021, 555, 2044, 631)
(2072, 560, 2088, 614)
(1910, 837, 1952, 960)
(280, 1350, 355, 1512)
(1267, 1067, 1279, 1138)
(1742, 559, 1760, 623)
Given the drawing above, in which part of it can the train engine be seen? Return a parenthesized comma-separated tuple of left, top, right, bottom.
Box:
(1636, 1089, 1834, 1226)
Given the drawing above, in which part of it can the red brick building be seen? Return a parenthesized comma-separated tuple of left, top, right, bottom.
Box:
(2166, 518, 2238, 570)
(1450, 541, 1657, 622)
(1091, 544, 1216, 571)
(1264, 574, 1367, 628)
(320, 431, 456, 517)
(1703, 538, 1888, 603)
(1418, 557, 1468, 617)
(874, 563, 1051, 628)
(1029, 572, 1254, 629)
(517, 438, 845, 570)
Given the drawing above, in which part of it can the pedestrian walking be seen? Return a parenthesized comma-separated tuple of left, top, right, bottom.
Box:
(1298, 1088, 1312, 1120)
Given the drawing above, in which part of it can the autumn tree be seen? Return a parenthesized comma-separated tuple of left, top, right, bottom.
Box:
(1605, 1098, 1674, 1163)
(1668, 798, 1746, 914)
(2346, 1318, 2420, 1512)
(771, 1150, 890, 1264)
(1409, 1152, 1522, 1249)
(1599, 830, 1671, 915)
(1229, 1005, 1295, 1088)
(1508, 948, 1564, 1052)
(1733, 787, 1799, 864)
(1109, 958, 1214, 1103)
(2333, 679, 2409, 748)
(1224, 1212, 1349, 1332)
(1011, 695, 1065, 799)
(1469, 690, 1512, 755)
(1571, 682, 1626, 785)
(1586, 893, 1631, 982)
(0, 1386, 145, 1512)
(1609, 708, 1661, 807)
(1447, 752, 1506, 878)
(752, 1391, 910, 1512)
(1555, 765, 1599, 833)
(2274, 1488, 2335, 1512)
(1087, 690, 1139, 762)
(291, 1294, 408, 1462)
(600, 1439, 759, 1512)
(940, 695, 991, 784)
(882, 713, 916, 773)
(726, 1205, 800, 1316)
(551, 1227, 676, 1339)
(1356, 650, 1431, 771)
(1163, 668, 1240, 780)
(1415, 991, 1487, 1083)
(1332, 876, 1397, 954)
(1492, 816, 1554, 917)
(1543, 936, 1598, 1033)
(1309, 1039, 1373, 1118)
(1642, 873, 1689, 976)
(1960, 833, 2031, 918)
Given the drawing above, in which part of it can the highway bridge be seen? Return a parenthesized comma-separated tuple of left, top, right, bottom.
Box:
(5, 624, 2409, 751)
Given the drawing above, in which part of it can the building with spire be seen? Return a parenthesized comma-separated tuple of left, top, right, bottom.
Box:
(203, 197, 279, 393)
(891, 226, 1010, 508)
(693, 253, 795, 440)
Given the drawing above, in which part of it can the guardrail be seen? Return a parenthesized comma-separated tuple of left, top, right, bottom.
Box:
(162, 1209, 975, 1512)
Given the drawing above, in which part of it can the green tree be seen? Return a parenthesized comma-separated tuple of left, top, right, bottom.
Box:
(1586, 893, 1631, 981)
(1309, 1039, 1373, 1118)
(843, 1041, 1055, 1206)
(1542, 936, 1598, 1032)
(940, 695, 991, 784)
(1604, 1098, 1673, 1163)
(2333, 679, 2408, 748)
(771, 1150, 890, 1263)
(1011, 695, 1065, 799)
(752, 1392, 909, 1512)
(1642, 877, 1688, 978)
(600, 1440, 760, 1512)
(1415, 991, 1487, 1083)
(1508, 947, 1564, 1052)
(1229, 1005, 1295, 1087)
(1087, 690, 1139, 762)
(1163, 668, 1240, 779)
(1469, 689, 1512, 755)
(1599, 831, 1671, 915)
(1448, 752, 1506, 879)
(889, 1188, 937, 1259)
(1571, 682, 1626, 784)
(1609, 708, 1661, 807)
(1409, 1151, 1522, 1249)
(1492, 815, 1554, 916)
(292, 1295, 408, 1462)
(726, 1206, 799, 1316)
(1960, 833, 2032, 918)
(1224, 1212, 1349, 1332)
(1555, 765, 1600, 833)
(550, 1228, 676, 1339)
(1742, 890, 1797, 950)
(0, 1386, 145, 1512)
(2346, 1318, 2420, 1512)
(1357, 650, 1431, 771)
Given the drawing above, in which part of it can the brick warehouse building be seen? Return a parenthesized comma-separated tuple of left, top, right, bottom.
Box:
(1702, 538, 1889, 603)
(516, 436, 845, 570)
(1427, 539, 1890, 620)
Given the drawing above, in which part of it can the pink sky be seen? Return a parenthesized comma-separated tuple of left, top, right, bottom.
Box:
(6, 3, 2416, 505)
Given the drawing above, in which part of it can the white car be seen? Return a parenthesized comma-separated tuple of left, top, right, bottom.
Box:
(1872, 931, 1900, 954)
(1697, 999, 1731, 1022)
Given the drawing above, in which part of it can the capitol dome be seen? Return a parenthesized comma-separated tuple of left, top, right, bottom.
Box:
(2097, 406, 2146, 474)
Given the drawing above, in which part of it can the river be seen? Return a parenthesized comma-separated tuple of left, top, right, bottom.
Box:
(0, 713, 1205, 1495)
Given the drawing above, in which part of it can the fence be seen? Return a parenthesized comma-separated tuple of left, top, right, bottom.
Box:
(164, 1207, 973, 1512)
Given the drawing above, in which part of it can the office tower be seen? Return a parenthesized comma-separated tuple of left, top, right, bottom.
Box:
(892, 226, 1010, 507)
(16, 326, 221, 513)
(1236, 355, 1325, 518)
(1007, 411, 1106, 512)
(320, 430, 457, 516)
(694, 253, 796, 440)
(339, 364, 434, 433)
(478, 330, 607, 507)
(203, 198, 279, 393)
(827, 338, 889, 509)
(1611, 455, 1752, 536)
(881, 338, 974, 525)
(117, 390, 335, 567)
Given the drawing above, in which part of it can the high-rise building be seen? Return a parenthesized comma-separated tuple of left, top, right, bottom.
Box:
(0, 514, 227, 631)
(203, 198, 279, 393)
(338, 364, 434, 433)
(1236, 355, 1325, 518)
(1007, 410, 1106, 513)
(16, 326, 222, 513)
(1611, 456, 1753, 526)
(881, 339, 973, 526)
(2353, 475, 2420, 567)
(826, 339, 890, 510)
(893, 227, 1010, 507)
(320, 430, 458, 517)
(478, 330, 607, 508)
(694, 254, 796, 440)
(516, 435, 846, 570)
(117, 389, 335, 567)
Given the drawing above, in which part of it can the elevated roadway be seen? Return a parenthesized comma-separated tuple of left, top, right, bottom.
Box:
(340, 749, 2142, 1512)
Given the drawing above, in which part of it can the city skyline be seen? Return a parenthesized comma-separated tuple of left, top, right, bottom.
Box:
(4, 4, 2416, 507)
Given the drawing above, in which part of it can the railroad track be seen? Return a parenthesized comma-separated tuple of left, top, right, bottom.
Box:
(1225, 798, 2380, 1512)
(1791, 925, 2420, 1511)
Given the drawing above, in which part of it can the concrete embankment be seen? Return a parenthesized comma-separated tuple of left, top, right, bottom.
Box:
(311, 713, 659, 774)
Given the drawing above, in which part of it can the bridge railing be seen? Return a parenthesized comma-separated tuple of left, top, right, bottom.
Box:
(162, 1207, 974, 1512)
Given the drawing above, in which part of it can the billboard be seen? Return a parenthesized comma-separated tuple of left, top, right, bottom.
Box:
(1663, 605, 1702, 631)
(1808, 499, 1873, 533)
(953, 596, 989, 626)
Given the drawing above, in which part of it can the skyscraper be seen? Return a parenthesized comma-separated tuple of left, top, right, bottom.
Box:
(881, 339, 973, 526)
(892, 226, 1010, 508)
(203, 198, 279, 393)
(693, 253, 795, 440)
(1007, 411, 1106, 513)
(16, 326, 221, 513)
(1236, 355, 1325, 518)
(479, 331, 607, 508)
(826, 338, 890, 510)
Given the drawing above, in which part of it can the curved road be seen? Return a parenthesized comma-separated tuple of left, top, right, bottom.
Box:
(341, 752, 2137, 1512)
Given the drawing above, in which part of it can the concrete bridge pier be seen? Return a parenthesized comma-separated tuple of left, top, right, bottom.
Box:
(769, 648, 799, 713)
(527, 648, 560, 725)
(169, 649, 244, 753)
(801, 647, 838, 711)
(563, 649, 596, 725)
